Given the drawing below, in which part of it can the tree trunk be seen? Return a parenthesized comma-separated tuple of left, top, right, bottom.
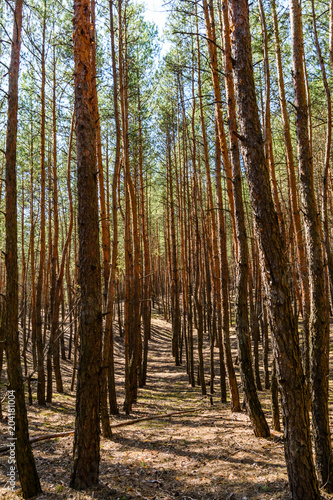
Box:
(99, 0, 120, 432)
(119, 1, 141, 414)
(5, 0, 42, 496)
(289, 0, 333, 491)
(29, 125, 37, 371)
(168, 136, 181, 367)
(198, 8, 239, 409)
(228, 0, 320, 497)
(138, 86, 151, 388)
(271, 0, 310, 381)
(70, 0, 102, 489)
(47, 49, 63, 402)
(311, 0, 333, 312)
(35, 3, 47, 406)
(91, 0, 111, 305)
(258, 0, 285, 238)
(220, 0, 267, 422)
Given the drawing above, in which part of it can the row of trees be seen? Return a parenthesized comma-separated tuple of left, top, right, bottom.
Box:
(1, 0, 333, 499)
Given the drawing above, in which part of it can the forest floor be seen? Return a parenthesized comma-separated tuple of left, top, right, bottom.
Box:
(1, 311, 333, 500)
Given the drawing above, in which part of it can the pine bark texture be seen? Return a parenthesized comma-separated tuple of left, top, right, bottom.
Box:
(205, 0, 268, 426)
(5, 0, 42, 497)
(227, 1, 320, 498)
(221, 0, 256, 414)
(289, 0, 333, 491)
(70, 0, 102, 489)
(271, 0, 311, 380)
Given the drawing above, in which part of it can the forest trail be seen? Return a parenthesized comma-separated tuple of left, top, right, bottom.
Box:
(1, 314, 292, 499)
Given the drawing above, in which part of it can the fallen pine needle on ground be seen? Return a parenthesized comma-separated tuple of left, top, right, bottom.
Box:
(1, 315, 332, 500)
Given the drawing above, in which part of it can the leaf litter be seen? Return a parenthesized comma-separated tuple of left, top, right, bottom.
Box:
(2, 315, 330, 499)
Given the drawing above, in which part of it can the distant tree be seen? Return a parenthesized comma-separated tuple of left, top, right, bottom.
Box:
(34, 0, 47, 406)
(271, 0, 311, 382)
(203, 0, 266, 430)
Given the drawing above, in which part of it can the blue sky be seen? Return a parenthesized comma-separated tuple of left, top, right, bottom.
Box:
(142, 0, 170, 58)
(143, 0, 169, 34)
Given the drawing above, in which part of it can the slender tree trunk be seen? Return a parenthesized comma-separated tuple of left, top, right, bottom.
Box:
(107, 0, 119, 417)
(91, 0, 113, 438)
(310, 0, 333, 312)
(47, 50, 63, 402)
(66, 248, 73, 360)
(176, 98, 189, 376)
(258, 0, 284, 237)
(202, 0, 237, 252)
(119, 1, 141, 414)
(271, 0, 310, 380)
(29, 124, 37, 370)
(193, 193, 206, 396)
(197, 10, 239, 409)
(48, 114, 74, 402)
(35, 3, 47, 406)
(271, 359, 281, 432)
(91, 0, 111, 304)
(100, 0, 120, 432)
(228, 1, 320, 497)
(248, 265, 262, 391)
(20, 183, 28, 377)
(261, 299, 270, 390)
(289, 0, 333, 491)
(221, 0, 267, 423)
(138, 86, 151, 388)
(168, 135, 181, 367)
(5, 0, 42, 496)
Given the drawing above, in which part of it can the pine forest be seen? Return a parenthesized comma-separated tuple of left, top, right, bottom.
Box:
(1, 0, 333, 499)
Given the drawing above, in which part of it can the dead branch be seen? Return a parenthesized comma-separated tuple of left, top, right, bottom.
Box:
(0, 408, 200, 453)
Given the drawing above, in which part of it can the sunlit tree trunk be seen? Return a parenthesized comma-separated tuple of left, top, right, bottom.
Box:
(220, 0, 268, 423)
(202, 0, 236, 251)
(100, 0, 120, 436)
(91, 0, 111, 304)
(138, 86, 151, 387)
(35, 1, 47, 406)
(228, 0, 320, 497)
(258, 0, 284, 237)
(167, 131, 181, 367)
(192, 157, 206, 396)
(29, 123, 37, 370)
(310, 0, 333, 312)
(289, 0, 333, 491)
(271, 0, 310, 380)
(5, 0, 42, 496)
(197, 8, 239, 408)
(70, 0, 102, 488)
(119, 0, 141, 413)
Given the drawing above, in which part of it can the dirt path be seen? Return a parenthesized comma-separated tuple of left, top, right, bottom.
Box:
(0, 314, 293, 499)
